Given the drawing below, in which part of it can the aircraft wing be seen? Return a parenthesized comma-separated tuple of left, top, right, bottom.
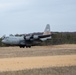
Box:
(38, 34, 51, 38)
(24, 24, 51, 41)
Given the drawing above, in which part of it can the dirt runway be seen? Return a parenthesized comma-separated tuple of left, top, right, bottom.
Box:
(0, 55, 76, 72)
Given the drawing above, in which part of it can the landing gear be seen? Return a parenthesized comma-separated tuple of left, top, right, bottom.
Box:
(20, 46, 25, 48)
(19, 45, 31, 48)
(26, 46, 31, 48)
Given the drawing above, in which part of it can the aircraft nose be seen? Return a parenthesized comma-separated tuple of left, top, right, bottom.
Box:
(2, 40, 6, 43)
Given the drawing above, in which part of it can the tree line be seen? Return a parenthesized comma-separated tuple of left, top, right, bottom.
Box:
(41, 32, 76, 45)
(0, 32, 76, 47)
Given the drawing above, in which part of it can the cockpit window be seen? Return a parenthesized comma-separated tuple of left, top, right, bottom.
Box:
(4, 37, 9, 40)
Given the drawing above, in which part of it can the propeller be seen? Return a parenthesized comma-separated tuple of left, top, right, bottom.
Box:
(24, 34, 39, 41)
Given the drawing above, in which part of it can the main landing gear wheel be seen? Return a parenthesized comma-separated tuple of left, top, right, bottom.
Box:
(26, 46, 31, 48)
(20, 46, 25, 48)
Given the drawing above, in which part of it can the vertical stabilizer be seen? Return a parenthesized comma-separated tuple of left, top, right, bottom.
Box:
(43, 24, 51, 35)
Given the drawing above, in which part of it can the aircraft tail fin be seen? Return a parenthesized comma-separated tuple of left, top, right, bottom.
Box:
(43, 24, 51, 35)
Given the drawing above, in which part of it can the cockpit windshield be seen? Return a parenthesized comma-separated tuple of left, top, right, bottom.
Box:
(3, 37, 9, 40)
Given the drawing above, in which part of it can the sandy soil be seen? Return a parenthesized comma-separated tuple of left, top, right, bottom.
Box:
(0, 55, 76, 72)
(0, 44, 76, 58)
(0, 44, 76, 72)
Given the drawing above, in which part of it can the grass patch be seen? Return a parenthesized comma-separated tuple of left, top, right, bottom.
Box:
(0, 46, 76, 58)
(0, 66, 76, 75)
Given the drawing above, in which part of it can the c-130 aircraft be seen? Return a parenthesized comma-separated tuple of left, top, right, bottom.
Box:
(2, 24, 51, 48)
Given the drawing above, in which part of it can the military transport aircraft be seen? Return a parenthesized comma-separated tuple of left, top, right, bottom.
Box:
(2, 24, 51, 48)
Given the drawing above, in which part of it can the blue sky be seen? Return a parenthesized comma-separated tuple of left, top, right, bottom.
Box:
(0, 0, 76, 36)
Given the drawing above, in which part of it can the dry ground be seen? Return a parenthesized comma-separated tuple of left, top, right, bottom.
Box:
(0, 44, 76, 75)
(0, 66, 76, 75)
(0, 44, 76, 58)
(0, 55, 76, 72)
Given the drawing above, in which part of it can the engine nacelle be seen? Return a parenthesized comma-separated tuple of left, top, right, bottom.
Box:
(24, 35, 39, 41)
(33, 35, 39, 39)
(24, 36, 31, 40)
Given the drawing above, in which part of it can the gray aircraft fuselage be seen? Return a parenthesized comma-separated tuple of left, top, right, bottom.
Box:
(2, 24, 51, 48)
(2, 36, 25, 45)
